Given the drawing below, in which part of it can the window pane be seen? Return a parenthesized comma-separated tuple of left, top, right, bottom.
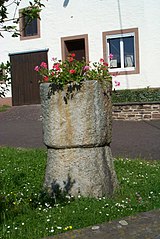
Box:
(24, 17, 38, 36)
(123, 36, 135, 67)
(108, 38, 121, 68)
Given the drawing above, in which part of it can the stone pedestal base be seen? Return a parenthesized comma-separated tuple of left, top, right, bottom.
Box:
(44, 146, 117, 198)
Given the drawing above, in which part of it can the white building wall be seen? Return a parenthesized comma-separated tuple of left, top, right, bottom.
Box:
(0, 0, 160, 97)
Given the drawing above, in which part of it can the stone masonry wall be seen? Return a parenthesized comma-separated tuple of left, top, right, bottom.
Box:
(112, 102, 160, 121)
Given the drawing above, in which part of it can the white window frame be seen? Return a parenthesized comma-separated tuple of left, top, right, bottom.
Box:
(107, 32, 135, 72)
(103, 28, 140, 75)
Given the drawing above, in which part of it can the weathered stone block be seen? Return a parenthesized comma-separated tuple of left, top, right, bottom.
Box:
(44, 146, 117, 198)
(143, 115, 151, 119)
(152, 113, 160, 119)
(151, 105, 159, 110)
(40, 81, 117, 198)
(40, 81, 112, 148)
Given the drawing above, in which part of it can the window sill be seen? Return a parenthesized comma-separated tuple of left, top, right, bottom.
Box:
(20, 34, 40, 41)
(109, 67, 139, 75)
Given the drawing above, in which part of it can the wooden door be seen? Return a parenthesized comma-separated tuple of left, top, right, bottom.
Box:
(10, 50, 48, 106)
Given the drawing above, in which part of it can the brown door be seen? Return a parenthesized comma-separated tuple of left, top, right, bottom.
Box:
(10, 50, 48, 106)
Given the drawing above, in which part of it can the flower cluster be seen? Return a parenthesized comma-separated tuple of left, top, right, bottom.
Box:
(34, 54, 113, 89)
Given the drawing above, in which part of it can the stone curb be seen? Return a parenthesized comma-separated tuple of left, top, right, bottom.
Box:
(43, 209, 160, 239)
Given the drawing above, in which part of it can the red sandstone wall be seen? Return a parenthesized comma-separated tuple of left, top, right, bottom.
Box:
(112, 103, 160, 121)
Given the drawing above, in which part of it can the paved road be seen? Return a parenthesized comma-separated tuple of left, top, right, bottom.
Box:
(111, 120, 160, 160)
(0, 105, 160, 160)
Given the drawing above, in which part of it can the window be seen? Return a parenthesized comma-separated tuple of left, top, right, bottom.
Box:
(103, 28, 139, 74)
(19, 9, 40, 40)
(61, 34, 89, 62)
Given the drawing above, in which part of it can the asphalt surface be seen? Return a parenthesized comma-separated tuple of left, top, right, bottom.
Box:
(0, 105, 159, 160)
(111, 119, 160, 160)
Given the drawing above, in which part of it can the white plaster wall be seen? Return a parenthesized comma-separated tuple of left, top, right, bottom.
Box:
(143, 0, 160, 88)
(1, 0, 160, 97)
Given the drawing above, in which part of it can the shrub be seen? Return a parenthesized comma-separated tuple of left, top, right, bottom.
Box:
(112, 88, 160, 103)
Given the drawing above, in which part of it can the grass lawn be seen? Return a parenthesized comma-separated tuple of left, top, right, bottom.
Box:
(0, 105, 11, 112)
(0, 147, 160, 239)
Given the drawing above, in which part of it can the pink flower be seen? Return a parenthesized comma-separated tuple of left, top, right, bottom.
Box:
(114, 80, 120, 86)
(100, 58, 104, 63)
(69, 69, 76, 74)
(40, 62, 47, 68)
(109, 54, 113, 60)
(34, 66, 39, 72)
(52, 57, 57, 61)
(83, 65, 90, 71)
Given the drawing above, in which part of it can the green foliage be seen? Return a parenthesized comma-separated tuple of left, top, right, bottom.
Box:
(0, 61, 11, 98)
(112, 88, 160, 103)
(35, 55, 112, 100)
(0, 147, 160, 239)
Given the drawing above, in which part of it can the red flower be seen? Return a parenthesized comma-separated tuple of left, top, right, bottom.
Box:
(103, 62, 108, 66)
(69, 69, 76, 74)
(53, 63, 60, 71)
(43, 76, 49, 82)
(69, 57, 74, 62)
(71, 53, 75, 57)
(100, 58, 104, 63)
